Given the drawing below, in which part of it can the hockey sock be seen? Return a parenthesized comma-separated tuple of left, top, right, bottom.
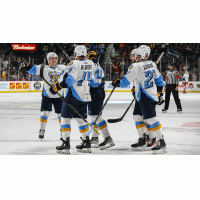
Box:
(92, 115, 110, 138)
(146, 117, 163, 140)
(89, 115, 99, 137)
(133, 115, 147, 138)
(40, 111, 50, 130)
(57, 113, 61, 129)
(61, 118, 71, 140)
(76, 119, 89, 140)
(144, 122, 155, 139)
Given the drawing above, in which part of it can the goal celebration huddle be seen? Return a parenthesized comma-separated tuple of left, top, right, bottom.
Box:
(24, 44, 166, 154)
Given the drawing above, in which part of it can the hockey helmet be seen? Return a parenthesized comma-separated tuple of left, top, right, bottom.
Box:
(74, 45, 87, 57)
(138, 45, 151, 59)
(130, 48, 145, 62)
(47, 52, 58, 61)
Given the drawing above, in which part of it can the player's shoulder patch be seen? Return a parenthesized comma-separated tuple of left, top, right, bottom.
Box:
(68, 61, 73, 66)
(128, 64, 133, 71)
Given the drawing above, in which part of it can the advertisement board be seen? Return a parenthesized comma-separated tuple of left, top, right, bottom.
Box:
(11, 44, 37, 51)
(0, 81, 200, 93)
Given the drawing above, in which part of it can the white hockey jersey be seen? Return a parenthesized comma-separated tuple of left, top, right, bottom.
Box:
(28, 64, 69, 98)
(120, 60, 164, 102)
(65, 59, 98, 102)
(182, 73, 189, 82)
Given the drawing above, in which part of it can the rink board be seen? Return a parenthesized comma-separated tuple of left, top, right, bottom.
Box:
(0, 81, 200, 93)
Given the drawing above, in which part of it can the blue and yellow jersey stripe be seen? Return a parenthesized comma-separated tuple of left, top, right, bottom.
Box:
(61, 124, 71, 132)
(79, 124, 89, 133)
(40, 116, 48, 123)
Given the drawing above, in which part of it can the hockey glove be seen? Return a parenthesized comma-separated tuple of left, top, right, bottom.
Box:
(49, 81, 68, 95)
(131, 86, 135, 97)
(158, 92, 165, 105)
(112, 79, 120, 87)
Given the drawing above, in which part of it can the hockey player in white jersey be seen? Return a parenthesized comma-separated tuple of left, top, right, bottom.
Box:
(87, 50, 115, 150)
(182, 70, 189, 93)
(112, 48, 167, 154)
(25, 52, 69, 139)
(49, 45, 100, 154)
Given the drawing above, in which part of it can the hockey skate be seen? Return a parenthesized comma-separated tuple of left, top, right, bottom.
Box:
(162, 108, 167, 113)
(76, 136, 92, 153)
(90, 137, 99, 148)
(177, 109, 182, 113)
(152, 138, 167, 154)
(143, 137, 156, 151)
(56, 138, 70, 154)
(131, 134, 148, 151)
(99, 136, 115, 150)
(39, 129, 45, 139)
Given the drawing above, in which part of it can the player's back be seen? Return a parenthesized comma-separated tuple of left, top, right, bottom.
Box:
(68, 59, 96, 102)
(133, 60, 160, 102)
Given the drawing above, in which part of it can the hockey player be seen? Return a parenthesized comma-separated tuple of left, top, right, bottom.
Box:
(182, 70, 189, 93)
(50, 45, 100, 154)
(87, 50, 115, 150)
(112, 48, 166, 154)
(25, 52, 68, 139)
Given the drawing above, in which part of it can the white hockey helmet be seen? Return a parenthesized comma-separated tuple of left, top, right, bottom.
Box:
(130, 48, 145, 62)
(138, 45, 151, 59)
(74, 45, 87, 57)
(47, 52, 58, 60)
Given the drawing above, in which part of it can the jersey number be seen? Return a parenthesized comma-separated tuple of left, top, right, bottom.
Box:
(77, 71, 91, 86)
(144, 70, 155, 89)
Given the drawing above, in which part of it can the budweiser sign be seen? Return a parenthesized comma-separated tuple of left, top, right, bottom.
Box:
(11, 44, 37, 51)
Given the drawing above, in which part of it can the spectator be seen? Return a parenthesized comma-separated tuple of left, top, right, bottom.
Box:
(20, 76, 27, 81)
(1, 68, 6, 81)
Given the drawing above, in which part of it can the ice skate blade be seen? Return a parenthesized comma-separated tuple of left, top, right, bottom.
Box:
(152, 148, 167, 154)
(131, 146, 145, 151)
(77, 148, 92, 153)
(57, 150, 70, 154)
(91, 144, 99, 148)
(100, 142, 115, 150)
(143, 143, 157, 151)
(162, 111, 167, 113)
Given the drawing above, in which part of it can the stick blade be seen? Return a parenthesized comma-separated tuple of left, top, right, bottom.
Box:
(107, 118, 123, 123)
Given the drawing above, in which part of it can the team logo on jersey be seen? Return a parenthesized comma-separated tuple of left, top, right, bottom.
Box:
(48, 70, 64, 84)
(128, 65, 133, 71)
(68, 62, 73, 66)
(34, 82, 41, 90)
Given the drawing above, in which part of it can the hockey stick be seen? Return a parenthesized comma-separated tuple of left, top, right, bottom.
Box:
(40, 64, 100, 135)
(55, 43, 70, 60)
(87, 85, 117, 136)
(156, 52, 164, 64)
(107, 97, 135, 123)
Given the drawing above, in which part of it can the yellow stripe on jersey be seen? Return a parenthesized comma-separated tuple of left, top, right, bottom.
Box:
(61, 128, 71, 132)
(79, 127, 89, 133)
(152, 124, 162, 132)
(40, 119, 47, 123)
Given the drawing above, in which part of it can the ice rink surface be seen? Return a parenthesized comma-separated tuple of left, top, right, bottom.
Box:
(0, 92, 200, 155)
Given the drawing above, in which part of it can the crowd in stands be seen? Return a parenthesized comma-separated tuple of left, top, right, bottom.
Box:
(0, 43, 199, 81)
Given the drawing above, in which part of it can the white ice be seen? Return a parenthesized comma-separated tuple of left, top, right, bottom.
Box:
(0, 92, 200, 155)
